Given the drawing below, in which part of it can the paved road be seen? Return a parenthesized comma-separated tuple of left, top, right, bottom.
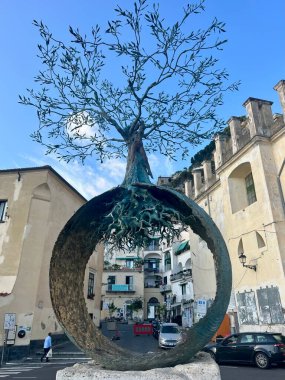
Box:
(0, 362, 75, 379)
(220, 363, 285, 380)
(0, 323, 283, 379)
(1, 361, 284, 380)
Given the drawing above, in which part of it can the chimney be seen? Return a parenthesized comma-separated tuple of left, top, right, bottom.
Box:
(214, 135, 228, 169)
(192, 170, 202, 198)
(184, 180, 194, 198)
(243, 97, 273, 138)
(202, 160, 213, 186)
(274, 80, 285, 123)
(228, 117, 244, 154)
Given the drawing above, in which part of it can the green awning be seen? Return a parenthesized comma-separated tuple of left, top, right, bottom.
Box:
(116, 257, 142, 260)
(175, 241, 190, 255)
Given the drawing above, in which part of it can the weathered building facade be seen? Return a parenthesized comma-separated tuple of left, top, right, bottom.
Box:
(0, 166, 102, 358)
(179, 80, 285, 334)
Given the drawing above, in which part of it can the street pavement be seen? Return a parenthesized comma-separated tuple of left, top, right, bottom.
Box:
(0, 323, 284, 379)
(101, 321, 160, 353)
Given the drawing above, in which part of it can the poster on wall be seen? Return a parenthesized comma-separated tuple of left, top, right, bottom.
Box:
(197, 299, 207, 315)
(4, 313, 16, 330)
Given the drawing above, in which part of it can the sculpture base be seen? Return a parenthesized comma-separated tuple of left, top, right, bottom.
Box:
(56, 352, 220, 380)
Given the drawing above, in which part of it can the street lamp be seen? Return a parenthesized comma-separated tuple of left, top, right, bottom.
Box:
(238, 252, 257, 271)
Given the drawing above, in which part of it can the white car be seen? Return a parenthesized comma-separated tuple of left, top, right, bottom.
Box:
(158, 323, 183, 348)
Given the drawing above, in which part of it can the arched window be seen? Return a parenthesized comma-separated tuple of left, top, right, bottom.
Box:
(185, 258, 192, 269)
(148, 297, 159, 304)
(228, 162, 257, 213)
(256, 232, 266, 248)
(238, 239, 244, 257)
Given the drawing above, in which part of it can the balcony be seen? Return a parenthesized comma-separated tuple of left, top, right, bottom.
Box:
(181, 294, 194, 304)
(170, 269, 192, 282)
(143, 266, 161, 273)
(104, 265, 142, 272)
(144, 241, 160, 251)
(159, 284, 172, 293)
(106, 284, 135, 293)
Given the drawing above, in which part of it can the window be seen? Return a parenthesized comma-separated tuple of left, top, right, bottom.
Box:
(126, 259, 134, 269)
(87, 272, 95, 298)
(146, 239, 160, 251)
(163, 276, 167, 285)
(108, 276, 116, 284)
(245, 173, 257, 205)
(0, 200, 7, 222)
(164, 251, 171, 271)
(144, 258, 159, 271)
(256, 232, 266, 249)
(126, 276, 133, 285)
(239, 334, 254, 344)
(228, 163, 257, 213)
(256, 334, 274, 343)
(126, 276, 133, 291)
(107, 275, 116, 291)
(181, 284, 186, 295)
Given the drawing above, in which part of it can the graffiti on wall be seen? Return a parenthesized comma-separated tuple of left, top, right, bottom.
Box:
(236, 291, 259, 325)
(256, 286, 284, 324)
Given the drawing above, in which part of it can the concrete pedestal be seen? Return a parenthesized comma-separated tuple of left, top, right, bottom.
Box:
(56, 352, 220, 380)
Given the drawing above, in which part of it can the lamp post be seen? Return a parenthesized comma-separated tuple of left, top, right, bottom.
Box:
(239, 252, 257, 271)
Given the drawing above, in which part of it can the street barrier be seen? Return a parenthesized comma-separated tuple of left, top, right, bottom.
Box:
(133, 323, 153, 336)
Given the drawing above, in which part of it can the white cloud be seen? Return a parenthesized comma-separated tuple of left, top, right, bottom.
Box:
(21, 152, 126, 200)
(20, 148, 182, 200)
(66, 111, 97, 140)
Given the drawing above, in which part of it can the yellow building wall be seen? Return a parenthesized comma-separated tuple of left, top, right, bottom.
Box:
(0, 167, 101, 349)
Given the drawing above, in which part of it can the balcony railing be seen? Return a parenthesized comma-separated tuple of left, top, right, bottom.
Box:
(181, 294, 194, 304)
(107, 284, 135, 292)
(144, 242, 160, 251)
(159, 284, 172, 293)
(104, 265, 142, 272)
(170, 268, 192, 282)
(143, 266, 161, 273)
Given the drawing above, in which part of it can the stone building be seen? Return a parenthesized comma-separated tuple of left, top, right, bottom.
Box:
(101, 250, 145, 321)
(0, 166, 102, 359)
(172, 80, 285, 334)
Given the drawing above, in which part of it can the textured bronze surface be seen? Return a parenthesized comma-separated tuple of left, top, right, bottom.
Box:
(50, 184, 232, 370)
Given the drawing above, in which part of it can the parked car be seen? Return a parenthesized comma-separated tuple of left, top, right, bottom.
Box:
(158, 323, 183, 348)
(203, 332, 285, 369)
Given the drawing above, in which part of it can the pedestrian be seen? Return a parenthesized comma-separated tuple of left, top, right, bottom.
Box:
(40, 332, 52, 362)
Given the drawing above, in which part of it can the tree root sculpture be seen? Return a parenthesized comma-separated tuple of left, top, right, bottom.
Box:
(50, 183, 232, 371)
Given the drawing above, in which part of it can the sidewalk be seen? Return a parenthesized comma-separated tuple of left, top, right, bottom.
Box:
(22, 321, 159, 365)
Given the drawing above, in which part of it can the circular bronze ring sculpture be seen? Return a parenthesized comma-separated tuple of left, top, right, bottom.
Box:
(50, 183, 232, 371)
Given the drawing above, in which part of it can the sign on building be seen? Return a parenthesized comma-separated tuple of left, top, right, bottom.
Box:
(197, 299, 207, 315)
(4, 313, 16, 330)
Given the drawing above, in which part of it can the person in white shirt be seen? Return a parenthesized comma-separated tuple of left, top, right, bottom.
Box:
(40, 332, 52, 362)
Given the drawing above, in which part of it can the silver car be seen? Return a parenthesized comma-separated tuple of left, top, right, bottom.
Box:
(158, 323, 183, 348)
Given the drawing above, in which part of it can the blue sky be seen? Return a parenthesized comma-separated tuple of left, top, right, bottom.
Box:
(0, 0, 284, 199)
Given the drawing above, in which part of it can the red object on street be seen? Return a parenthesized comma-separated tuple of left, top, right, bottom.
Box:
(133, 323, 153, 336)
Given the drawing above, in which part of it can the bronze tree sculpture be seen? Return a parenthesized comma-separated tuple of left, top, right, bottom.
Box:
(20, 0, 234, 370)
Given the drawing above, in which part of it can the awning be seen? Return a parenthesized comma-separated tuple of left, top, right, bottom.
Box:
(116, 257, 142, 260)
(175, 241, 190, 256)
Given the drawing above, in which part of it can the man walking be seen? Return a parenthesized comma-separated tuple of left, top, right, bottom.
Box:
(40, 332, 52, 362)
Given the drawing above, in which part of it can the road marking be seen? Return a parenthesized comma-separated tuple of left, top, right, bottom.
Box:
(219, 365, 239, 368)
